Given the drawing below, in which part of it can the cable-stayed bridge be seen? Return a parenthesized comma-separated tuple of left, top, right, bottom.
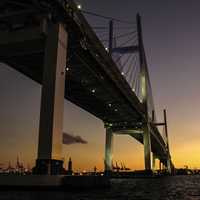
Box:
(0, 0, 173, 174)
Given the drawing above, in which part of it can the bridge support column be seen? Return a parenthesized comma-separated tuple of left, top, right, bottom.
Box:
(34, 23, 68, 175)
(167, 158, 172, 174)
(152, 154, 156, 172)
(143, 124, 152, 172)
(104, 126, 113, 175)
(159, 160, 162, 171)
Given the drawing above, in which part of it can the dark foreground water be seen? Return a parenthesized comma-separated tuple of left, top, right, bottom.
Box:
(1, 176, 200, 200)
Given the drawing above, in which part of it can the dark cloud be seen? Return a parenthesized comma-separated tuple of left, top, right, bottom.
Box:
(63, 132, 88, 145)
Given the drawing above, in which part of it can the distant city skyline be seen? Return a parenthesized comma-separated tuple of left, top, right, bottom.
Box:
(1, 0, 200, 171)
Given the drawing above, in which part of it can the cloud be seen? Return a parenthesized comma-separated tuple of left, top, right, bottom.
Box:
(63, 132, 88, 145)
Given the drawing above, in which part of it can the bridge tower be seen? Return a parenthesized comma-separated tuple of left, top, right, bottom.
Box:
(137, 14, 152, 172)
(35, 21, 68, 175)
(104, 125, 114, 174)
(104, 15, 158, 173)
(104, 20, 114, 175)
(153, 109, 173, 174)
(100, 13, 173, 174)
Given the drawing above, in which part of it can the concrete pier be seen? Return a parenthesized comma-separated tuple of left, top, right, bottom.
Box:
(35, 22, 68, 175)
(104, 127, 113, 174)
(143, 124, 152, 171)
(152, 154, 156, 171)
(167, 158, 172, 174)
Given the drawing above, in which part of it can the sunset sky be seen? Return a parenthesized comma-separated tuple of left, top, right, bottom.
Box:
(1, 0, 200, 171)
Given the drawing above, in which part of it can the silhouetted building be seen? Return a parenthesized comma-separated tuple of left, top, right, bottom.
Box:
(66, 157, 73, 175)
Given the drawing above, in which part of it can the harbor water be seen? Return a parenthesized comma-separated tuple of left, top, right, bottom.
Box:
(0, 175, 200, 200)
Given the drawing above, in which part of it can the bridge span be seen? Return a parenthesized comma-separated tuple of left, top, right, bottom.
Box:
(0, 0, 173, 174)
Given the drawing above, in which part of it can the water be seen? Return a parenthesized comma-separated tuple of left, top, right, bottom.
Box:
(1, 176, 200, 200)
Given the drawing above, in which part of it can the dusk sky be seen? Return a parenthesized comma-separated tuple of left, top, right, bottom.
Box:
(1, 0, 200, 171)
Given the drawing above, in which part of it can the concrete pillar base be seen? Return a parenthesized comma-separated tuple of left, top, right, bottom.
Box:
(33, 159, 64, 175)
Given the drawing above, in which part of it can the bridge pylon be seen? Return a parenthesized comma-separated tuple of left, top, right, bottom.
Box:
(153, 109, 173, 174)
(137, 13, 153, 172)
(143, 124, 152, 171)
(152, 153, 157, 172)
(104, 124, 114, 175)
(34, 21, 68, 175)
(164, 109, 172, 174)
